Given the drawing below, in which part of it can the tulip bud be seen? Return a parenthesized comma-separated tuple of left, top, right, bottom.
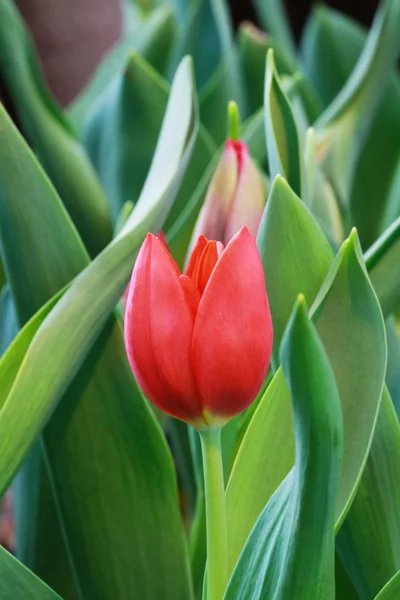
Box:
(124, 227, 273, 428)
(191, 139, 265, 246)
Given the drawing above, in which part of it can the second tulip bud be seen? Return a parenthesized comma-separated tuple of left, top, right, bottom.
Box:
(191, 139, 265, 246)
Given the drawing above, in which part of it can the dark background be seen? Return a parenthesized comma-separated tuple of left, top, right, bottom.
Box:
(230, 0, 378, 34)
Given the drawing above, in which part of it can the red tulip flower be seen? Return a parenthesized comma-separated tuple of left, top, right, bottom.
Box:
(124, 227, 273, 427)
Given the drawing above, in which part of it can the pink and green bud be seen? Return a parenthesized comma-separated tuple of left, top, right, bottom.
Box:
(191, 138, 265, 246)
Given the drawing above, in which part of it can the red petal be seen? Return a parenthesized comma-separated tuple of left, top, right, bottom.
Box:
(196, 240, 220, 295)
(192, 227, 273, 418)
(185, 235, 208, 282)
(179, 275, 201, 318)
(125, 234, 201, 421)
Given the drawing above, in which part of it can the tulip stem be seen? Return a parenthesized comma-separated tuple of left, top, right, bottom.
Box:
(199, 427, 228, 600)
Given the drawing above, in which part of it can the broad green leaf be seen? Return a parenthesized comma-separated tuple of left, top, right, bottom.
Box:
(301, 6, 365, 107)
(264, 50, 302, 197)
(224, 297, 342, 600)
(83, 50, 215, 229)
(337, 387, 400, 599)
(315, 0, 400, 132)
(69, 5, 175, 129)
(302, 6, 400, 248)
(303, 128, 343, 247)
(208, 0, 244, 114)
(0, 546, 62, 600)
(238, 22, 294, 116)
(381, 156, 400, 235)
(167, 0, 221, 90)
(335, 556, 360, 600)
(0, 285, 18, 356)
(0, 56, 197, 487)
(313, 1, 400, 233)
(196, 0, 244, 143)
(0, 57, 197, 600)
(365, 217, 400, 316)
(0, 294, 62, 409)
(0, 104, 87, 589)
(257, 175, 333, 356)
(0, 106, 87, 321)
(282, 71, 322, 126)
(374, 571, 400, 600)
(0, 0, 113, 257)
(252, 0, 296, 68)
(225, 230, 386, 577)
(83, 52, 169, 222)
(386, 318, 400, 416)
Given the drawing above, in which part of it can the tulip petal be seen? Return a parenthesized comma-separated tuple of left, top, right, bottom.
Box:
(190, 144, 238, 243)
(179, 275, 201, 318)
(125, 234, 201, 421)
(185, 235, 208, 282)
(224, 151, 265, 244)
(197, 241, 221, 294)
(192, 227, 273, 417)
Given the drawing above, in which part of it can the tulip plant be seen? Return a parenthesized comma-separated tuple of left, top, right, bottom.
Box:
(1, 0, 400, 599)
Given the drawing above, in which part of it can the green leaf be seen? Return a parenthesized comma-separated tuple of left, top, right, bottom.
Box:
(335, 556, 360, 600)
(0, 55, 197, 485)
(167, 0, 221, 90)
(385, 318, 400, 416)
(225, 230, 386, 578)
(303, 128, 344, 247)
(374, 571, 400, 600)
(83, 52, 169, 222)
(238, 22, 294, 116)
(196, 0, 244, 144)
(365, 217, 400, 317)
(257, 175, 333, 357)
(252, 0, 297, 68)
(312, 0, 400, 235)
(0, 106, 88, 322)
(0, 57, 197, 600)
(337, 387, 400, 598)
(302, 6, 400, 248)
(224, 296, 342, 599)
(0, 546, 62, 600)
(264, 49, 302, 197)
(0, 285, 18, 356)
(0, 0, 113, 257)
(69, 5, 176, 129)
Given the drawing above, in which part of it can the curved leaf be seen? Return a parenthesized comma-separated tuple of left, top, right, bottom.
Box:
(264, 49, 302, 197)
(365, 217, 400, 317)
(257, 175, 333, 356)
(374, 571, 400, 600)
(313, 0, 400, 223)
(238, 22, 294, 116)
(337, 387, 400, 598)
(224, 297, 342, 600)
(69, 5, 175, 129)
(0, 546, 62, 600)
(252, 0, 296, 68)
(0, 285, 18, 356)
(225, 230, 386, 577)
(0, 57, 197, 600)
(83, 52, 169, 222)
(0, 0, 113, 256)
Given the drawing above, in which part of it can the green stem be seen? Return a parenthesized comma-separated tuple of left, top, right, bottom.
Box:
(227, 101, 241, 142)
(199, 427, 228, 600)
